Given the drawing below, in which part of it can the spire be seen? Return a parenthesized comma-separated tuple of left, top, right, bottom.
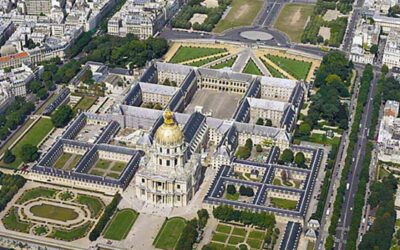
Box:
(164, 109, 174, 125)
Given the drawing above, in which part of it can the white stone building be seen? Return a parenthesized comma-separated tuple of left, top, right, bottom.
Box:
(383, 29, 400, 69)
(377, 100, 400, 164)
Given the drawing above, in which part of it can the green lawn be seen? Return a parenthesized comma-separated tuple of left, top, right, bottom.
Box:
(228, 236, 245, 245)
(226, 192, 239, 201)
(50, 222, 91, 241)
(53, 153, 73, 169)
(270, 197, 298, 210)
(95, 159, 112, 169)
(232, 227, 247, 236)
(272, 178, 282, 186)
(30, 204, 79, 222)
(307, 133, 340, 146)
(188, 54, 226, 67)
(76, 194, 104, 218)
(213, 0, 264, 33)
(262, 59, 284, 78)
(17, 187, 57, 204)
(73, 96, 97, 113)
(243, 59, 262, 75)
(307, 241, 315, 250)
(211, 57, 237, 69)
(274, 3, 315, 42)
(107, 172, 120, 179)
(90, 169, 105, 177)
(103, 209, 139, 240)
(170, 46, 226, 63)
(212, 232, 229, 243)
(246, 238, 263, 248)
(248, 230, 265, 239)
(2, 208, 31, 233)
(266, 54, 311, 80)
(111, 161, 127, 172)
(216, 224, 232, 234)
(3, 118, 54, 169)
(153, 217, 186, 249)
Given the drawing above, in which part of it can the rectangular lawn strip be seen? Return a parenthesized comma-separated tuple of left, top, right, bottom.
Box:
(243, 59, 262, 75)
(103, 209, 139, 240)
(213, 0, 264, 33)
(169, 46, 226, 63)
(216, 224, 232, 234)
(72, 96, 97, 113)
(50, 222, 91, 241)
(261, 59, 284, 78)
(211, 57, 237, 69)
(270, 197, 298, 210)
(64, 154, 82, 170)
(153, 217, 186, 249)
(273, 3, 315, 43)
(111, 161, 127, 172)
(266, 54, 311, 80)
(107, 172, 121, 179)
(90, 169, 105, 177)
(76, 194, 105, 218)
(212, 232, 229, 243)
(17, 187, 57, 204)
(53, 153, 73, 169)
(187, 54, 226, 67)
(95, 159, 113, 169)
(4, 118, 54, 169)
(232, 227, 247, 236)
(228, 235, 245, 245)
(2, 207, 31, 233)
(246, 238, 263, 249)
(248, 230, 265, 239)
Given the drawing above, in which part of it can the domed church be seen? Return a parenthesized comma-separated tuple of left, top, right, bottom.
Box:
(135, 109, 203, 207)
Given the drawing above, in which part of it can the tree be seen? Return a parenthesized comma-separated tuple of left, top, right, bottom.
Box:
(236, 146, 251, 159)
(265, 119, 272, 126)
(154, 103, 163, 110)
(20, 144, 39, 163)
(294, 152, 306, 167)
(256, 118, 264, 125)
(227, 184, 236, 195)
(36, 88, 48, 100)
(27, 80, 42, 94)
(369, 44, 379, 55)
(325, 235, 334, 250)
(239, 186, 254, 197)
(381, 64, 389, 75)
(3, 149, 15, 164)
(51, 105, 73, 128)
(197, 209, 209, 229)
(281, 170, 288, 183)
(256, 144, 262, 152)
(280, 149, 294, 163)
(245, 138, 253, 151)
(299, 122, 311, 136)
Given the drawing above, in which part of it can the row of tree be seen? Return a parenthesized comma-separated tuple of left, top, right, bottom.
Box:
(0, 172, 26, 212)
(89, 193, 121, 241)
(279, 149, 306, 168)
(51, 105, 74, 128)
(227, 184, 255, 197)
(175, 209, 209, 250)
(213, 205, 276, 229)
(0, 97, 35, 141)
(326, 64, 374, 249)
(256, 117, 272, 126)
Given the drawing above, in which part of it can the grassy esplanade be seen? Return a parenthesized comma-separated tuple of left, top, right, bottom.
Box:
(153, 217, 186, 249)
(73, 96, 97, 113)
(2, 117, 53, 168)
(30, 204, 79, 222)
(266, 54, 311, 80)
(170, 46, 226, 64)
(274, 3, 315, 42)
(243, 59, 262, 75)
(103, 209, 138, 240)
(213, 0, 264, 33)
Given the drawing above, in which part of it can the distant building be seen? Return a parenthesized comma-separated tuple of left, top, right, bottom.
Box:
(377, 100, 400, 164)
(382, 29, 400, 69)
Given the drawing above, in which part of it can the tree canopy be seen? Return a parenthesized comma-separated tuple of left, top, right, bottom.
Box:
(51, 105, 74, 128)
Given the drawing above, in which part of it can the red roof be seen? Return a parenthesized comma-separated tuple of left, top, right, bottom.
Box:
(0, 51, 29, 63)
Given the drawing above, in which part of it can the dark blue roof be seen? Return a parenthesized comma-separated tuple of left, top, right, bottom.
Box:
(183, 112, 205, 144)
(279, 222, 301, 250)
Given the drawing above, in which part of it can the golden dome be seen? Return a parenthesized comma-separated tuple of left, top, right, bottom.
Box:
(154, 109, 183, 146)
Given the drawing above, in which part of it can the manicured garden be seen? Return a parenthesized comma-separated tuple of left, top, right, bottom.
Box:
(103, 209, 139, 240)
(17, 187, 57, 204)
(50, 222, 91, 241)
(76, 194, 105, 218)
(170, 46, 226, 64)
(188, 54, 226, 67)
(266, 55, 311, 80)
(153, 217, 187, 249)
(3, 117, 54, 168)
(72, 96, 97, 113)
(243, 59, 262, 75)
(261, 59, 284, 78)
(270, 197, 298, 210)
(211, 57, 237, 69)
(2, 208, 31, 233)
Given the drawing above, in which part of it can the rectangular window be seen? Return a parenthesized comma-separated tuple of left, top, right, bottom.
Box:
(166, 160, 170, 166)
(159, 159, 162, 165)
(142, 178, 145, 183)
